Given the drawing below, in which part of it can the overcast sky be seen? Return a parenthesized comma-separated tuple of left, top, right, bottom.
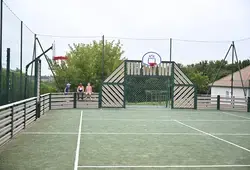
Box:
(2, 0, 250, 75)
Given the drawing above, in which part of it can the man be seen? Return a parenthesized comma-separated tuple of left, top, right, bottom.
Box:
(77, 83, 84, 100)
(85, 82, 93, 100)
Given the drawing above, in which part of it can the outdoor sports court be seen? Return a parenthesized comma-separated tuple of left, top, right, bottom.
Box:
(1, 108, 250, 170)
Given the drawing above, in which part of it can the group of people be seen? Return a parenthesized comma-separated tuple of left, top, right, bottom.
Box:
(64, 82, 93, 100)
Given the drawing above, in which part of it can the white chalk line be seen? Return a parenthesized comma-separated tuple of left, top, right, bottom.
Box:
(77, 165, 250, 168)
(175, 120, 250, 153)
(22, 132, 250, 136)
(81, 118, 250, 122)
(221, 112, 250, 120)
(74, 110, 83, 170)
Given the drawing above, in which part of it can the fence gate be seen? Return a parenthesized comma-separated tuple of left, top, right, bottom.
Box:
(172, 63, 196, 109)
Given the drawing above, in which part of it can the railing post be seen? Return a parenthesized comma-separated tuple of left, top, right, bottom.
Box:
(36, 98, 41, 120)
(24, 101, 26, 129)
(247, 97, 250, 113)
(74, 92, 77, 108)
(42, 96, 44, 115)
(11, 105, 14, 138)
(98, 91, 101, 108)
(194, 86, 197, 110)
(217, 95, 220, 110)
(49, 93, 52, 110)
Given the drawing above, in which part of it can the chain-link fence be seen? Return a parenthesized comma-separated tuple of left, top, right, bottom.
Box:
(0, 1, 36, 105)
(126, 76, 170, 106)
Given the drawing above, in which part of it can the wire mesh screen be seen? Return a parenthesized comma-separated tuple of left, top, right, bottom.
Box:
(126, 76, 170, 106)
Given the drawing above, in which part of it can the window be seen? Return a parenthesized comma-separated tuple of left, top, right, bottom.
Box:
(226, 91, 229, 97)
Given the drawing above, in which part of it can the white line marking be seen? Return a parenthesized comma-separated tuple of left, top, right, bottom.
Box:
(222, 112, 250, 120)
(22, 132, 250, 136)
(175, 120, 250, 153)
(82, 118, 250, 122)
(77, 165, 250, 168)
(23, 132, 78, 135)
(74, 111, 83, 170)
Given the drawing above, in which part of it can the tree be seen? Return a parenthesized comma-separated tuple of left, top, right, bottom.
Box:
(51, 40, 125, 92)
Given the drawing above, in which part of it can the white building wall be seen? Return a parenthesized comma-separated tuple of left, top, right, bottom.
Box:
(211, 87, 249, 98)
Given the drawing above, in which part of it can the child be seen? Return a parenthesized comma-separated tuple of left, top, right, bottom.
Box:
(85, 83, 93, 100)
(64, 83, 71, 95)
(77, 83, 84, 100)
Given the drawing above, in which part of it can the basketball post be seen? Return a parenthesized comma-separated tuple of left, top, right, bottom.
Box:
(170, 38, 172, 62)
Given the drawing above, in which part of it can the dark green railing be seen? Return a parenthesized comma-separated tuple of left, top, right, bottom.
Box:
(0, 93, 50, 146)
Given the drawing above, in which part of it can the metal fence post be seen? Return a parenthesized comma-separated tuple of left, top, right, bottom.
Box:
(194, 86, 197, 110)
(20, 21, 23, 101)
(24, 101, 26, 129)
(217, 95, 220, 110)
(6, 48, 10, 104)
(247, 97, 250, 113)
(49, 93, 52, 110)
(11, 105, 14, 138)
(74, 92, 77, 108)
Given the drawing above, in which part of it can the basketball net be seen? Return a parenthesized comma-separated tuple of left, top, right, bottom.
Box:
(149, 62, 157, 67)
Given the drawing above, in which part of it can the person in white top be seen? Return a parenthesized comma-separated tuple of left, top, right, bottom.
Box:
(77, 83, 84, 100)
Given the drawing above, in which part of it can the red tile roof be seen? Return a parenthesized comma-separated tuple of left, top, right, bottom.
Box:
(211, 65, 250, 87)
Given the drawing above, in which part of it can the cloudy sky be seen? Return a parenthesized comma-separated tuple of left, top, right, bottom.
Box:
(2, 0, 250, 75)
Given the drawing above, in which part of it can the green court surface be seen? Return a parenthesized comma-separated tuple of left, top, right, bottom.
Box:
(1, 109, 250, 170)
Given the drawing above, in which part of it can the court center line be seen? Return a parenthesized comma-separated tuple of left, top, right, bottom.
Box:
(74, 110, 83, 170)
(221, 112, 250, 120)
(22, 132, 250, 136)
(77, 165, 250, 168)
(175, 120, 250, 153)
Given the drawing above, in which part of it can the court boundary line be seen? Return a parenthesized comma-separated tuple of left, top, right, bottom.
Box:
(22, 132, 250, 136)
(81, 118, 250, 122)
(74, 110, 83, 170)
(77, 165, 250, 168)
(221, 112, 250, 120)
(175, 120, 250, 153)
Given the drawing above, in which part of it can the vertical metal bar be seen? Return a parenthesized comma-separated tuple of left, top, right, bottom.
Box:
(231, 42, 234, 98)
(123, 61, 127, 108)
(20, 21, 23, 101)
(0, 0, 3, 103)
(247, 97, 250, 112)
(217, 95, 220, 110)
(24, 101, 26, 129)
(73, 92, 77, 108)
(11, 105, 14, 138)
(169, 38, 172, 61)
(102, 35, 105, 82)
(49, 93, 52, 110)
(194, 86, 197, 110)
(34, 59, 38, 98)
(6, 48, 10, 104)
(171, 62, 175, 109)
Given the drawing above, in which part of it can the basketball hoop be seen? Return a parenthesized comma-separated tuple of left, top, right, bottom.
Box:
(149, 62, 156, 67)
(142, 52, 161, 67)
(53, 56, 68, 60)
(52, 41, 68, 61)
